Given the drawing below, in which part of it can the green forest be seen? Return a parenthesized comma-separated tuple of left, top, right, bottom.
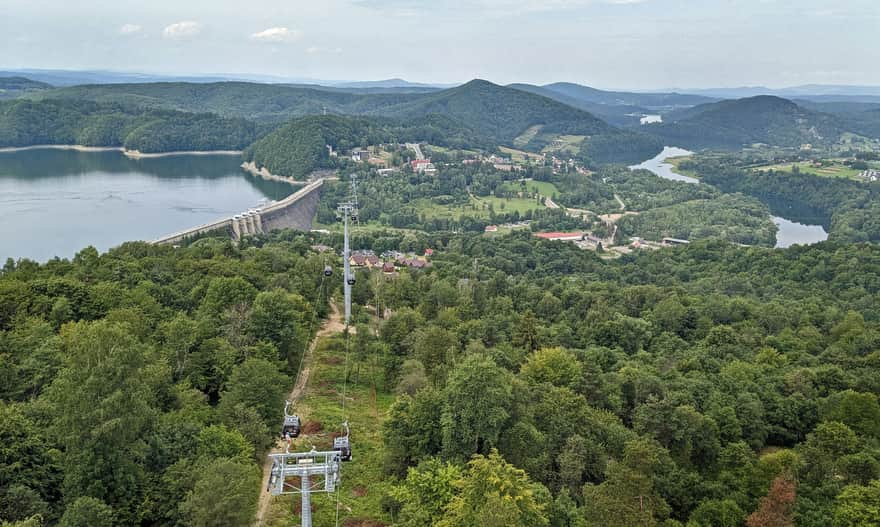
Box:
(12, 80, 665, 165)
(2, 229, 880, 527)
(680, 154, 880, 243)
(0, 99, 261, 153)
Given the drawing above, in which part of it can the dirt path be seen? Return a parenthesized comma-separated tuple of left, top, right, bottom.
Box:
(614, 193, 626, 211)
(254, 302, 345, 526)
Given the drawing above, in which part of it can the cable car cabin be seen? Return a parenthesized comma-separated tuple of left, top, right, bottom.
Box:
(333, 435, 351, 461)
(281, 415, 301, 438)
(346, 274, 356, 286)
(324, 265, 333, 277)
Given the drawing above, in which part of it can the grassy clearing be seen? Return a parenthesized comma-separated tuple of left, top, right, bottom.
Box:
(424, 144, 480, 157)
(541, 134, 585, 155)
(666, 156, 701, 179)
(406, 195, 547, 220)
(751, 160, 863, 180)
(499, 146, 544, 163)
(264, 332, 394, 527)
(476, 195, 545, 215)
(500, 179, 559, 197)
(512, 125, 543, 148)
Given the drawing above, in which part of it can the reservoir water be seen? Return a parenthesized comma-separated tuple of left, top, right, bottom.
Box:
(632, 147, 829, 248)
(0, 149, 295, 262)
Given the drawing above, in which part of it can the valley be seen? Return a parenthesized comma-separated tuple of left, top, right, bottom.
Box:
(2, 19, 880, 526)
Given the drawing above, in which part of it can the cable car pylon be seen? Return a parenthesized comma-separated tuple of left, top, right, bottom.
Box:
(338, 175, 358, 328)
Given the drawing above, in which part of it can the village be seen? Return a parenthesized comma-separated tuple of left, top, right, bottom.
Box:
(312, 243, 433, 277)
(333, 140, 690, 257)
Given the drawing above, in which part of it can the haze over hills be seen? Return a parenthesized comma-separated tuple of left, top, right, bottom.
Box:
(334, 78, 453, 90)
(679, 84, 880, 102)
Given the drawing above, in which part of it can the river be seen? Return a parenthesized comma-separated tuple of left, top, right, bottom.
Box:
(631, 147, 829, 248)
(0, 149, 295, 262)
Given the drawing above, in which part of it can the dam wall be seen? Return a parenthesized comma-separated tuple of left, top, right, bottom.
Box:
(152, 178, 324, 245)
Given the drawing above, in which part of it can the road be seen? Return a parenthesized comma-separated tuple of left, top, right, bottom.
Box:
(405, 142, 425, 160)
(254, 302, 345, 527)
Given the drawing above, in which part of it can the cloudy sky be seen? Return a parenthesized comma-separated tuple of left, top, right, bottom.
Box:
(2, 0, 878, 89)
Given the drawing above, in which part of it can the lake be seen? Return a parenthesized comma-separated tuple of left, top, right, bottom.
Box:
(0, 149, 295, 262)
(632, 147, 829, 248)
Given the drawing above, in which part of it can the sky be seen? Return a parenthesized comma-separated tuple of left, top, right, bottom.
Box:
(2, 0, 879, 90)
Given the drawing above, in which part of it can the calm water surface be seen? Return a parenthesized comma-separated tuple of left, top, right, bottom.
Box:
(0, 149, 294, 261)
(632, 146, 829, 248)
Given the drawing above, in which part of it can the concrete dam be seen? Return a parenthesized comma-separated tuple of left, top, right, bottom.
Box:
(152, 178, 325, 245)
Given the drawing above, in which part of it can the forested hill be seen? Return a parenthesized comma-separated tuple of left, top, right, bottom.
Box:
(32, 79, 619, 144)
(243, 114, 486, 179)
(648, 95, 849, 149)
(30, 81, 425, 122)
(0, 77, 52, 100)
(370, 79, 614, 144)
(0, 99, 261, 152)
(508, 83, 649, 127)
(540, 82, 714, 109)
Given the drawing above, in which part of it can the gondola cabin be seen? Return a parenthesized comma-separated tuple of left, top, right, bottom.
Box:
(281, 414, 301, 438)
(346, 274, 356, 286)
(324, 265, 333, 277)
(333, 435, 351, 461)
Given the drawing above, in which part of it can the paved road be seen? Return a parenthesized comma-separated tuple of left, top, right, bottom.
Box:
(405, 142, 425, 160)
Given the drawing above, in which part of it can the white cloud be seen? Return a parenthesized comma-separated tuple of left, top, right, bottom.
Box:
(119, 24, 142, 35)
(250, 27, 302, 43)
(162, 21, 202, 40)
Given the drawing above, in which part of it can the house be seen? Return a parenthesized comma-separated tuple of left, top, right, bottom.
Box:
(424, 248, 434, 257)
(858, 169, 879, 182)
(662, 237, 690, 246)
(382, 262, 396, 274)
(377, 168, 398, 176)
(311, 244, 334, 253)
(411, 159, 432, 172)
(351, 148, 371, 162)
(485, 225, 498, 233)
(534, 232, 585, 242)
(406, 258, 428, 269)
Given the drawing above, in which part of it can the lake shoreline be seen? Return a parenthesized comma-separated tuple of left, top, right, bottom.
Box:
(0, 144, 243, 158)
(240, 161, 303, 186)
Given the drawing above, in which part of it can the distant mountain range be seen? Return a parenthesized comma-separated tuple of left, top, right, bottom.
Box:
(334, 78, 455, 90)
(677, 84, 880, 103)
(6, 69, 880, 155)
(0, 69, 454, 90)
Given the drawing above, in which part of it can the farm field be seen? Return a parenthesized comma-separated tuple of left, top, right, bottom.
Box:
(499, 145, 544, 163)
(541, 134, 585, 155)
